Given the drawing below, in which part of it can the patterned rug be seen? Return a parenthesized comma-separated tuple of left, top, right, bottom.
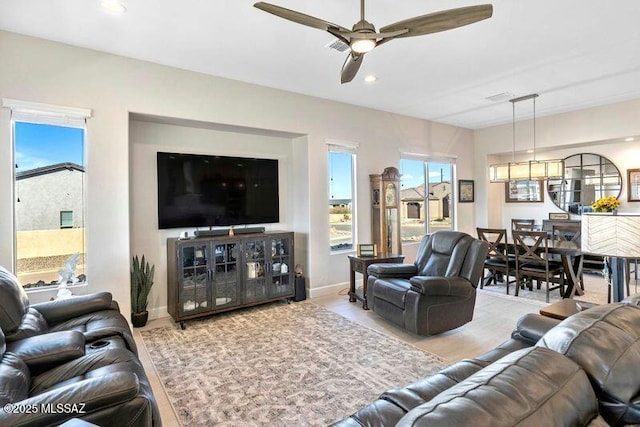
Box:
(477, 271, 609, 305)
(140, 301, 445, 426)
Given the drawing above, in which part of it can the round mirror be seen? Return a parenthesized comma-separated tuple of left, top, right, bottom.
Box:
(547, 153, 621, 215)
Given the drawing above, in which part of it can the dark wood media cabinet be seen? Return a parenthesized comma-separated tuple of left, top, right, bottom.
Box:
(167, 231, 294, 329)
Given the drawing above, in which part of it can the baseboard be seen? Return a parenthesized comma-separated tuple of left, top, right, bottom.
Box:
(308, 281, 349, 299)
(148, 305, 169, 321)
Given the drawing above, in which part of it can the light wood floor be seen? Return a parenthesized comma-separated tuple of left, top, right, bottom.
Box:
(133, 275, 615, 427)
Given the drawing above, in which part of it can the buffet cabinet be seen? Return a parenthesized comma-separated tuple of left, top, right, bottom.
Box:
(167, 231, 294, 328)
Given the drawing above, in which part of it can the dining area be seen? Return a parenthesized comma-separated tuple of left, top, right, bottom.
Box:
(476, 214, 640, 304)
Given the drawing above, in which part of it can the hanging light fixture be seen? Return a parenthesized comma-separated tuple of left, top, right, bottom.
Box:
(489, 94, 564, 182)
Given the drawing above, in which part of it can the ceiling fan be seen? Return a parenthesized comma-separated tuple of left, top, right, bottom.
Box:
(254, 0, 493, 84)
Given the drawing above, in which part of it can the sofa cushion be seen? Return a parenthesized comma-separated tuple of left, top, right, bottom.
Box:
(4, 307, 48, 342)
(537, 303, 640, 425)
(6, 331, 85, 374)
(367, 263, 417, 278)
(0, 352, 30, 405)
(409, 276, 472, 297)
(0, 267, 30, 336)
(371, 278, 411, 309)
(397, 347, 601, 427)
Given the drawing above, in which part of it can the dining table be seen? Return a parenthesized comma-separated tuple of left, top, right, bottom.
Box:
(499, 238, 584, 299)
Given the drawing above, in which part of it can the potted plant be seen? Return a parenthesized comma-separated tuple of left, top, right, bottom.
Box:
(131, 255, 155, 327)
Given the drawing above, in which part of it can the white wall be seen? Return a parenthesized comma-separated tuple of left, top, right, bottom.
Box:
(0, 30, 475, 318)
(474, 98, 640, 230)
(129, 119, 299, 318)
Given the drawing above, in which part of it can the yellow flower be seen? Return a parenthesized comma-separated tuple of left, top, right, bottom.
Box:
(591, 196, 620, 212)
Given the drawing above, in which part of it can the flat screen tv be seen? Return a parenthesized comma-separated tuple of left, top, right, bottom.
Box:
(157, 152, 279, 229)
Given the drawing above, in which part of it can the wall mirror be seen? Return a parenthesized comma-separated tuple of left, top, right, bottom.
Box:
(547, 153, 621, 215)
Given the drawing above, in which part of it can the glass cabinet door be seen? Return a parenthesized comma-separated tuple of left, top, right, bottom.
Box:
(270, 237, 293, 298)
(179, 244, 211, 316)
(212, 242, 240, 308)
(244, 239, 267, 303)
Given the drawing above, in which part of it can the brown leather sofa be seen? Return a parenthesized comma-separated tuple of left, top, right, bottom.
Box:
(334, 299, 640, 426)
(366, 231, 489, 335)
(0, 266, 160, 426)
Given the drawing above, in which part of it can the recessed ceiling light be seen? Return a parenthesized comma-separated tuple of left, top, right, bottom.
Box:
(100, 0, 127, 14)
(625, 137, 635, 142)
(364, 75, 377, 83)
(526, 149, 534, 154)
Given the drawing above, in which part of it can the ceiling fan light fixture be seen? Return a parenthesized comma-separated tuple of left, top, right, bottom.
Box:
(364, 74, 377, 83)
(350, 39, 376, 54)
(100, 0, 127, 14)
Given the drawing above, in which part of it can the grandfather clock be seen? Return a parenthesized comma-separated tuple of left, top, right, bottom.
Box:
(370, 167, 402, 255)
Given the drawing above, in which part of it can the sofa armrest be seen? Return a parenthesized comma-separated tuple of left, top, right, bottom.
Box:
(6, 331, 85, 373)
(510, 313, 561, 345)
(367, 263, 417, 279)
(31, 292, 114, 324)
(0, 371, 139, 427)
(409, 276, 472, 297)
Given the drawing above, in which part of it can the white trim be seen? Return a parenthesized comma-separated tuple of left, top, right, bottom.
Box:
(326, 139, 359, 153)
(3, 98, 92, 129)
(2, 98, 92, 118)
(307, 282, 349, 298)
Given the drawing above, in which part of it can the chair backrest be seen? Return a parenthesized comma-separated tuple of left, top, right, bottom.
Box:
(552, 224, 581, 249)
(512, 219, 536, 230)
(476, 228, 509, 261)
(512, 230, 550, 265)
(415, 231, 489, 286)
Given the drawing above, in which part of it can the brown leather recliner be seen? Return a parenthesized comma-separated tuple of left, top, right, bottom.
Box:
(366, 231, 489, 335)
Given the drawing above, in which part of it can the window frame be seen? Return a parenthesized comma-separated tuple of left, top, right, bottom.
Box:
(399, 156, 457, 241)
(4, 98, 91, 289)
(328, 144, 357, 253)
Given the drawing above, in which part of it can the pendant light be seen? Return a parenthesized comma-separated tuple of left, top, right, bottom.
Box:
(489, 94, 564, 182)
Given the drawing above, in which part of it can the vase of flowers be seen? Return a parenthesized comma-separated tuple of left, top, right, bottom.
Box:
(591, 196, 621, 213)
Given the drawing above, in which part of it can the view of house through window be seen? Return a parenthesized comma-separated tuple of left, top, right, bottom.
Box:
(14, 121, 86, 288)
(328, 149, 355, 251)
(400, 158, 454, 242)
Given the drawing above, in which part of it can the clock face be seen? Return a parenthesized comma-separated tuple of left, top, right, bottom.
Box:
(385, 183, 396, 207)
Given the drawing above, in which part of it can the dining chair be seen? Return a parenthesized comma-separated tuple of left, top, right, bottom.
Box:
(511, 218, 536, 231)
(476, 228, 516, 294)
(552, 224, 584, 291)
(512, 230, 565, 302)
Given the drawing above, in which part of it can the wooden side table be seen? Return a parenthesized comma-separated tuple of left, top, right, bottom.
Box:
(348, 254, 404, 310)
(539, 299, 596, 320)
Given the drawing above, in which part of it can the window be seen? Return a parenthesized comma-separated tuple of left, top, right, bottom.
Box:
(400, 158, 454, 242)
(60, 211, 74, 229)
(8, 100, 90, 289)
(328, 149, 356, 252)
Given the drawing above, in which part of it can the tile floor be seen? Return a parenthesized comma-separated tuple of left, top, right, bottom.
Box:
(133, 274, 615, 426)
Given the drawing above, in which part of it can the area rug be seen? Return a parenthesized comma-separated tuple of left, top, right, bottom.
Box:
(140, 301, 445, 426)
(477, 272, 610, 305)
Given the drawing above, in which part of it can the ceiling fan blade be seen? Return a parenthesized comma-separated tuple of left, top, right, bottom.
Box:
(341, 53, 364, 84)
(254, 2, 349, 32)
(380, 4, 493, 38)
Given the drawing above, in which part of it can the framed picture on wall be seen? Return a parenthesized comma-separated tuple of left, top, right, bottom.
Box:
(505, 180, 545, 203)
(458, 180, 474, 203)
(628, 169, 640, 202)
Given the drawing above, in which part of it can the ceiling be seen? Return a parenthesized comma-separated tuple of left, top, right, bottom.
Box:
(1, 0, 640, 129)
